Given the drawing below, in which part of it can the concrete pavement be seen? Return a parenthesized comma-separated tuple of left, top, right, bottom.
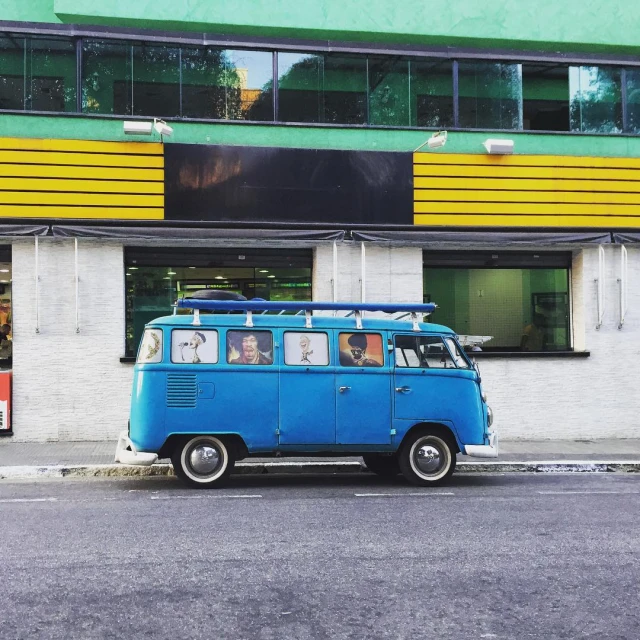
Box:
(1, 438, 640, 479)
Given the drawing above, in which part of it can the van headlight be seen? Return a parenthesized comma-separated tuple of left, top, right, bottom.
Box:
(481, 390, 488, 403)
(487, 406, 494, 427)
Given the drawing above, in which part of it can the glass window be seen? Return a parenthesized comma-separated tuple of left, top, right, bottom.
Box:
(226, 330, 273, 365)
(130, 43, 180, 117)
(338, 333, 384, 367)
(182, 47, 273, 121)
(82, 40, 131, 114)
(284, 332, 329, 366)
(0, 35, 76, 112)
(444, 338, 471, 369)
(626, 69, 640, 134)
(277, 52, 366, 124)
(368, 57, 410, 126)
(411, 59, 453, 128)
(137, 329, 163, 363)
(395, 335, 455, 369)
(458, 62, 522, 129)
(522, 63, 570, 131)
(171, 329, 218, 364)
(424, 253, 571, 352)
(124, 248, 312, 357)
(569, 65, 622, 133)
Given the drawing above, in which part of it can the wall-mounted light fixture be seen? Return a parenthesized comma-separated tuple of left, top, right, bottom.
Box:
(123, 118, 174, 140)
(483, 139, 514, 154)
(414, 131, 448, 152)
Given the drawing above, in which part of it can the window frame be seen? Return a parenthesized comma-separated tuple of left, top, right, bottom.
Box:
(283, 331, 331, 367)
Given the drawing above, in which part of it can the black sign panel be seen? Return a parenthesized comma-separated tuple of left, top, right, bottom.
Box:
(164, 144, 412, 225)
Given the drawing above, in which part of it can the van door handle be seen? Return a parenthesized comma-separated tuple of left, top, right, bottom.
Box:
(338, 386, 351, 393)
(395, 386, 412, 393)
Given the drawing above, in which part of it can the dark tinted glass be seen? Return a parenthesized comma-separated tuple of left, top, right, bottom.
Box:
(411, 59, 453, 128)
(278, 52, 322, 123)
(522, 64, 570, 131)
(323, 54, 366, 124)
(626, 68, 640, 134)
(368, 57, 410, 126)
(458, 62, 522, 129)
(82, 40, 131, 114)
(130, 43, 180, 117)
(0, 35, 24, 110)
(182, 47, 272, 121)
(569, 65, 622, 133)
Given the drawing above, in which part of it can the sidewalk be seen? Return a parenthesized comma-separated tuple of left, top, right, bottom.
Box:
(1, 438, 640, 479)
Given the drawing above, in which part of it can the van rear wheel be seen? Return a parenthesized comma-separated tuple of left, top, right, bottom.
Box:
(171, 435, 234, 488)
(398, 431, 456, 486)
(362, 453, 400, 477)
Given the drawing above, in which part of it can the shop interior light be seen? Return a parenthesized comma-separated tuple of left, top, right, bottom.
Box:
(267, 275, 276, 279)
(483, 138, 514, 154)
(129, 266, 139, 270)
(188, 266, 196, 269)
(167, 270, 176, 275)
(0, 269, 9, 273)
(259, 269, 269, 273)
(215, 276, 224, 280)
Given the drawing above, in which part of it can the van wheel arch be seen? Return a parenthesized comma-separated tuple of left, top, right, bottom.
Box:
(159, 433, 249, 462)
(399, 423, 460, 455)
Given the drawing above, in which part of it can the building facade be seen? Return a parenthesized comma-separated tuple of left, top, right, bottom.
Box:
(1, 1, 640, 441)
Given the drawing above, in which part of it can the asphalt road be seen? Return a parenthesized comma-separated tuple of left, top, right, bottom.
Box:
(1, 472, 640, 640)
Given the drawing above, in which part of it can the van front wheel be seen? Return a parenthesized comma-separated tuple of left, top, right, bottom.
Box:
(399, 432, 456, 486)
(172, 436, 234, 488)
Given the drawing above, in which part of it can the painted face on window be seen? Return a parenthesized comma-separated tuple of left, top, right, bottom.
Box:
(241, 335, 259, 363)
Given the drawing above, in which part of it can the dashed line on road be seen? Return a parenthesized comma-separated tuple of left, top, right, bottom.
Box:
(150, 494, 263, 500)
(354, 492, 454, 497)
(0, 497, 58, 503)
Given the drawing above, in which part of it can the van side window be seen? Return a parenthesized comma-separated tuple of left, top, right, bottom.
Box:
(395, 335, 455, 369)
(284, 332, 329, 366)
(339, 333, 384, 367)
(226, 330, 274, 365)
(137, 329, 163, 363)
(171, 329, 219, 364)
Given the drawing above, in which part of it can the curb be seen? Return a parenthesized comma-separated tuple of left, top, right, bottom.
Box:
(1, 460, 640, 480)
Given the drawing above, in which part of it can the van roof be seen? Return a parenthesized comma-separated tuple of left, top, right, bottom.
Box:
(147, 313, 456, 335)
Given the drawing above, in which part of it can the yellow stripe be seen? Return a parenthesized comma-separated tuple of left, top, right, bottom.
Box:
(413, 152, 640, 169)
(0, 177, 164, 194)
(0, 164, 163, 181)
(414, 201, 640, 215)
(414, 189, 640, 205)
(414, 164, 640, 180)
(0, 137, 163, 155)
(414, 213, 640, 228)
(413, 176, 640, 193)
(0, 150, 164, 168)
(0, 205, 163, 219)
(0, 192, 163, 207)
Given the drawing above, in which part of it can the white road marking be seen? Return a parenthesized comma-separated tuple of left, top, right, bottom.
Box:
(354, 492, 454, 497)
(537, 490, 640, 495)
(0, 497, 58, 503)
(150, 494, 262, 500)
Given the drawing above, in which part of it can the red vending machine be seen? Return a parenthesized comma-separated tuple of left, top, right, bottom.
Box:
(0, 371, 11, 433)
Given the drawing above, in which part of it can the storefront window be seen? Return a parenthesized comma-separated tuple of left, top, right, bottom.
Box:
(458, 62, 522, 130)
(182, 47, 273, 121)
(626, 69, 640, 134)
(522, 63, 570, 131)
(1, 35, 76, 112)
(369, 57, 410, 126)
(569, 65, 622, 133)
(82, 40, 131, 114)
(124, 248, 312, 357)
(424, 252, 571, 352)
(411, 59, 453, 128)
(277, 52, 366, 124)
(0, 247, 12, 369)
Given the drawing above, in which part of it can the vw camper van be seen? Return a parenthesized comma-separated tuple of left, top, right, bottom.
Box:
(115, 297, 497, 487)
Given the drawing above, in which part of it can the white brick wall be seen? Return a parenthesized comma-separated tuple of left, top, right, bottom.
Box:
(8, 240, 640, 442)
(11, 239, 133, 442)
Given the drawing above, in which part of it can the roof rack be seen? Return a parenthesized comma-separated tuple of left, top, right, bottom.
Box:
(176, 299, 436, 332)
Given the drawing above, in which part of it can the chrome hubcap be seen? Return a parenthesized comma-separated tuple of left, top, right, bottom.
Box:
(189, 444, 221, 476)
(414, 444, 443, 474)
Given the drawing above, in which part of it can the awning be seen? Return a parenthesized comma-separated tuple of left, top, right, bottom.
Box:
(351, 230, 613, 245)
(613, 232, 640, 243)
(0, 224, 49, 237)
(51, 225, 345, 242)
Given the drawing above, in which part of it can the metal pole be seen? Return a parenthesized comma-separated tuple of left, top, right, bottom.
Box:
(360, 242, 366, 303)
(35, 236, 40, 334)
(75, 238, 80, 333)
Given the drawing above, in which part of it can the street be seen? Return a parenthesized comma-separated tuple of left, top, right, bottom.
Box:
(1, 473, 639, 640)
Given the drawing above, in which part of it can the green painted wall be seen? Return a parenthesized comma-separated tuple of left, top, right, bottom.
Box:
(3, 113, 640, 157)
(2, 1, 640, 55)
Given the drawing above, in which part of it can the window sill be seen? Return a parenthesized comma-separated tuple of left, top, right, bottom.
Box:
(471, 351, 589, 358)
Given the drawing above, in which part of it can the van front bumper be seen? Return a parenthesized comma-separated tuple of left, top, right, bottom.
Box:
(464, 430, 498, 458)
(114, 430, 158, 466)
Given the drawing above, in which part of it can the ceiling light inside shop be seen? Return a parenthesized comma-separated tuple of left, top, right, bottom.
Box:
(259, 270, 269, 273)
(268, 275, 276, 279)
(167, 270, 176, 275)
(0, 269, 8, 273)
(0, 280, 8, 283)
(188, 266, 196, 269)
(215, 276, 224, 280)
(163, 277, 170, 280)
(129, 267, 139, 270)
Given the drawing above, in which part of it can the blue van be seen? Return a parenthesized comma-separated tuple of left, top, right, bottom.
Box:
(115, 298, 497, 487)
